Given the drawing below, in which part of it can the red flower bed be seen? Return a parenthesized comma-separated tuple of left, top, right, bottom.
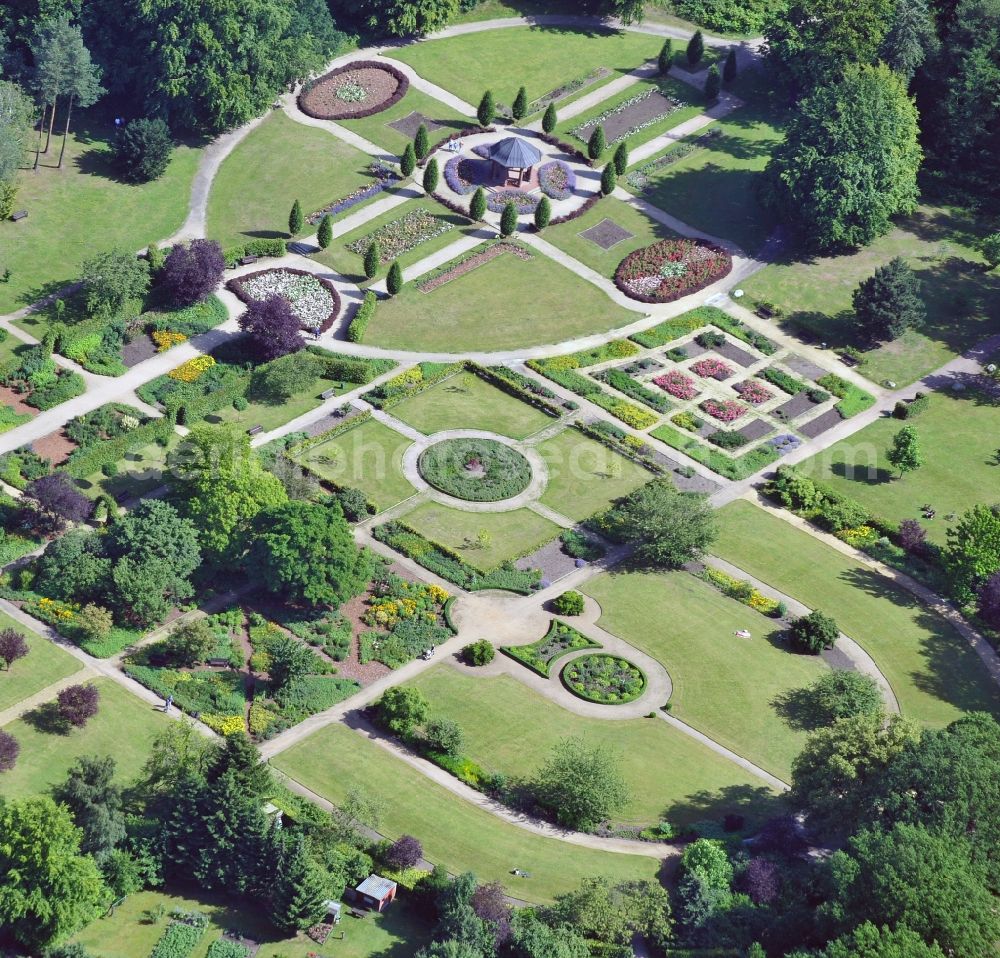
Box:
(614, 238, 732, 304)
(691, 357, 733, 380)
(653, 370, 698, 400)
(734, 380, 773, 404)
(701, 398, 748, 422)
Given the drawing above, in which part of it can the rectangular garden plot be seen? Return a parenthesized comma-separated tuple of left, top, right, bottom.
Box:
(715, 339, 759, 367)
(798, 408, 844, 439)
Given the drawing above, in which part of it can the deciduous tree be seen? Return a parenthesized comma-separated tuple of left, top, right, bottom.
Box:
(112, 117, 173, 182)
(56, 683, 100, 727)
(238, 296, 305, 361)
(24, 472, 91, 523)
(377, 685, 429, 736)
(160, 238, 225, 307)
(0, 628, 28, 669)
(81, 248, 150, 318)
(941, 503, 1000, 603)
(0, 730, 19, 772)
(887, 425, 923, 477)
(533, 737, 630, 829)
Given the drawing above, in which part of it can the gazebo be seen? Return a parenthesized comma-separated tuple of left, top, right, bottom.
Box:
(487, 136, 543, 186)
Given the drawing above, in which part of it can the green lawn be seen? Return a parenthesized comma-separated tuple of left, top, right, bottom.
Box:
(311, 196, 476, 284)
(0, 677, 174, 798)
(363, 246, 638, 352)
(271, 722, 662, 902)
(796, 391, 1000, 545)
(390, 373, 553, 439)
(741, 205, 1000, 385)
(384, 26, 663, 106)
(295, 418, 416, 511)
(399, 501, 560, 571)
(713, 501, 1000, 726)
(0, 611, 82, 712)
(623, 97, 784, 254)
(206, 111, 376, 247)
(536, 429, 652, 521)
(201, 385, 323, 434)
(546, 196, 679, 279)
(584, 570, 828, 779)
(556, 74, 704, 163)
(412, 667, 782, 824)
(72, 886, 431, 958)
(75, 434, 180, 501)
(336, 86, 472, 156)
(0, 116, 202, 314)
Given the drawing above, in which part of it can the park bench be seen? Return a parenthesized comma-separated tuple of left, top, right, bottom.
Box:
(206, 657, 231, 668)
(239, 255, 258, 266)
(247, 424, 264, 436)
(320, 387, 337, 400)
(11, 210, 27, 222)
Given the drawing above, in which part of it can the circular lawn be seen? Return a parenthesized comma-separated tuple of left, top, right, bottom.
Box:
(418, 437, 532, 502)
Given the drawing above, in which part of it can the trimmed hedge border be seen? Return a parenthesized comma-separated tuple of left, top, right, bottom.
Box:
(549, 191, 603, 227)
(297, 60, 409, 120)
(500, 619, 602, 678)
(571, 420, 667, 476)
(347, 290, 378, 343)
(560, 653, 647, 704)
(536, 131, 593, 167)
(222, 238, 288, 269)
(443, 596, 459, 634)
(474, 364, 563, 419)
(227, 267, 342, 335)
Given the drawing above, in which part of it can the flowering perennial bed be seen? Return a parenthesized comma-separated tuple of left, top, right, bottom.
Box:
(615, 238, 732, 304)
(418, 242, 531, 293)
(538, 160, 576, 200)
(486, 188, 539, 214)
(443, 156, 490, 196)
(572, 88, 685, 146)
(654, 370, 699, 400)
(624, 129, 723, 191)
(561, 653, 646, 704)
(700, 566, 782, 617)
(298, 61, 409, 120)
(308, 162, 398, 224)
(229, 268, 340, 332)
(169, 355, 215, 383)
(701, 398, 748, 423)
(734, 380, 773, 405)
(347, 207, 454, 262)
(690, 357, 733, 381)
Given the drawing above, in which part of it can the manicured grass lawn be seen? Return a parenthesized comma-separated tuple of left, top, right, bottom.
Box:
(390, 373, 553, 439)
(337, 86, 472, 155)
(363, 247, 638, 352)
(75, 434, 181, 501)
(796, 391, 1000, 545)
(713, 501, 1000, 726)
(546, 196, 679, 279)
(412, 667, 782, 824)
(536, 429, 652, 521)
(294, 418, 416, 511)
(0, 117, 202, 314)
(311, 196, 475, 284)
(201, 386, 323, 434)
(0, 611, 82, 712)
(0, 677, 173, 798)
(741, 205, 1000, 385)
(584, 570, 827, 779)
(399, 501, 560, 571)
(206, 111, 375, 247)
(556, 74, 704, 163)
(385, 26, 662, 106)
(623, 99, 784, 254)
(272, 722, 662, 902)
(72, 886, 431, 958)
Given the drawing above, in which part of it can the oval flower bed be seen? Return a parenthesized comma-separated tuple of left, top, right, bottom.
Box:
(690, 357, 733, 381)
(487, 188, 539, 214)
(614, 238, 732, 304)
(701, 398, 748, 423)
(538, 160, 576, 200)
(298, 61, 409, 120)
(418, 437, 532, 502)
(444, 156, 491, 196)
(228, 268, 341, 333)
(561, 653, 646, 704)
(653, 370, 698, 400)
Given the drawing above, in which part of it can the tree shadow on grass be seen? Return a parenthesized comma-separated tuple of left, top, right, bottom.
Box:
(663, 783, 787, 830)
(772, 685, 825, 732)
(21, 700, 71, 735)
(240, 228, 288, 240)
(828, 460, 893, 486)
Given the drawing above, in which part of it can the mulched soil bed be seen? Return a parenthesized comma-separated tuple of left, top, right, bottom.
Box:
(798, 408, 844, 439)
(714, 339, 758, 367)
(31, 429, 78, 466)
(774, 390, 820, 420)
(298, 61, 409, 120)
(0, 384, 36, 417)
(418, 242, 531, 293)
(735, 418, 775, 442)
(783, 354, 830, 382)
(515, 538, 580, 584)
(579, 218, 635, 250)
(121, 333, 158, 368)
(575, 89, 679, 144)
(301, 406, 364, 439)
(389, 110, 442, 137)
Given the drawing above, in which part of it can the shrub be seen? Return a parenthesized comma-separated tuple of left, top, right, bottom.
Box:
(250, 351, 323, 401)
(0, 628, 28, 669)
(588, 125, 606, 160)
(0, 729, 18, 772)
(424, 718, 465, 756)
(552, 591, 585, 616)
(57, 683, 100, 727)
(347, 290, 378, 343)
(788, 610, 839, 654)
(462, 639, 495, 666)
(500, 201, 518, 237)
(112, 117, 173, 182)
(560, 529, 604, 561)
(386, 260, 403, 295)
(534, 195, 552, 231)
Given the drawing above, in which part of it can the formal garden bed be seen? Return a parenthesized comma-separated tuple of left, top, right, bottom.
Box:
(572, 87, 685, 146)
(501, 619, 602, 677)
(227, 268, 341, 334)
(307, 160, 398, 224)
(561, 653, 646, 704)
(418, 437, 533, 502)
(297, 61, 409, 119)
(417, 242, 532, 293)
(346, 206, 455, 263)
(614, 238, 732, 303)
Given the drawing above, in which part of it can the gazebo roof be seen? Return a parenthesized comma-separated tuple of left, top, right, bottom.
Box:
(488, 136, 542, 168)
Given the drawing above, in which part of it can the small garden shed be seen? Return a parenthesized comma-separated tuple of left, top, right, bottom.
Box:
(354, 874, 397, 912)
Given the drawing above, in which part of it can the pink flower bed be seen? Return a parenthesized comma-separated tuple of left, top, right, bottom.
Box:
(614, 237, 732, 304)
(734, 380, 773, 404)
(691, 357, 733, 380)
(701, 398, 748, 422)
(654, 370, 698, 400)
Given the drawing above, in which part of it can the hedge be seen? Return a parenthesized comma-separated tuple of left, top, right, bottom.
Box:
(145, 296, 229, 337)
(597, 368, 673, 413)
(816, 374, 876, 418)
(62, 416, 175, 479)
(306, 346, 394, 385)
(570, 420, 666, 475)
(630, 306, 732, 349)
(222, 238, 287, 269)
(362, 362, 464, 409)
(347, 290, 378, 343)
(650, 422, 779, 480)
(287, 409, 372, 457)
(759, 366, 807, 395)
(472, 364, 563, 418)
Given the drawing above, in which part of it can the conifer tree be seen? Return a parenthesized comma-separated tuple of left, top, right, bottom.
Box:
(704, 65, 721, 101)
(477, 89, 495, 126)
(542, 102, 557, 133)
(386, 260, 403, 295)
(288, 199, 303, 236)
(511, 86, 528, 121)
(400, 142, 416, 177)
(613, 142, 629, 175)
(422, 157, 439, 193)
(534, 195, 552, 231)
(269, 835, 330, 933)
(588, 125, 606, 160)
(499, 201, 518, 237)
(470, 186, 487, 220)
(687, 30, 704, 66)
(414, 123, 429, 160)
(601, 162, 617, 195)
(723, 48, 738, 84)
(658, 38, 673, 74)
(317, 214, 332, 250)
(364, 241, 381, 280)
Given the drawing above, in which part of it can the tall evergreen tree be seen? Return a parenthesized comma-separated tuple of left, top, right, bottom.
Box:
(269, 834, 330, 932)
(613, 142, 629, 175)
(400, 141, 416, 177)
(723, 47, 738, 83)
(413, 122, 429, 160)
(852, 257, 925, 340)
(704, 65, 721, 100)
(658, 38, 673, 74)
(386, 259, 404, 295)
(686, 30, 704, 66)
(587, 125, 606, 160)
(878, 0, 937, 80)
(317, 213, 332, 249)
(499, 201, 518, 237)
(423, 157, 439, 193)
(364, 240, 381, 279)
(511, 85, 528, 121)
(288, 198, 303, 236)
(534, 195, 551, 231)
(469, 186, 487, 220)
(477, 89, 495, 126)
(51, 756, 125, 862)
(542, 101, 557, 133)
(601, 162, 617, 195)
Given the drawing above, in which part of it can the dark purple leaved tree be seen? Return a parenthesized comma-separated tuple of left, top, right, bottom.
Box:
(897, 518, 927, 555)
(17, 501, 67, 538)
(385, 834, 423, 870)
(0, 730, 19, 772)
(0, 628, 28, 669)
(25, 472, 92, 522)
(739, 857, 782, 904)
(161, 239, 225, 307)
(237, 295, 305, 362)
(471, 881, 512, 945)
(755, 815, 807, 856)
(57, 683, 101, 728)
(977, 571, 1000, 629)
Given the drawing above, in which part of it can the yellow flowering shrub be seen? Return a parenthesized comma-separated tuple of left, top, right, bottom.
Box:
(168, 355, 216, 383)
(201, 713, 245, 736)
(836, 525, 879, 547)
(152, 330, 188, 352)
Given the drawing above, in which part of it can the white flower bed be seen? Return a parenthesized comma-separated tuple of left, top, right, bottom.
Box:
(571, 88, 686, 146)
(241, 270, 334, 330)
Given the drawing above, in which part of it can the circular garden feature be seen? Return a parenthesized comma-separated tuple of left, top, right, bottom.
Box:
(298, 61, 409, 120)
(614, 237, 732, 304)
(561, 654, 646, 704)
(418, 438, 532, 502)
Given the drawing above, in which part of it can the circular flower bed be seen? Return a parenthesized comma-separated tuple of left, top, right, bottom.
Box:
(487, 188, 539, 214)
(418, 438, 532, 502)
(298, 61, 409, 120)
(614, 238, 732, 304)
(444, 156, 491, 196)
(538, 160, 576, 200)
(561, 654, 646, 704)
(227, 268, 340, 333)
